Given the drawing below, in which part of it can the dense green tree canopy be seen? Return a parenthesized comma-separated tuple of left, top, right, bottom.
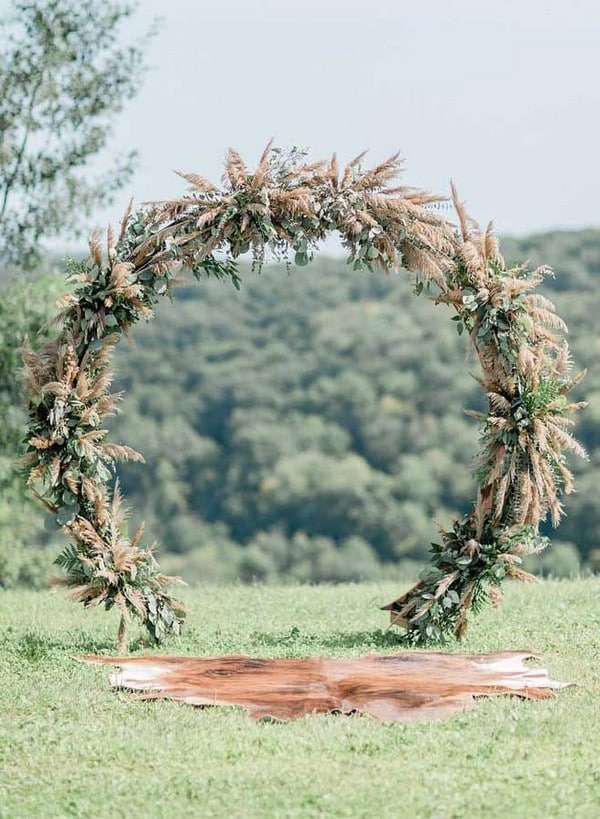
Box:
(104, 233, 598, 584)
(2, 230, 598, 588)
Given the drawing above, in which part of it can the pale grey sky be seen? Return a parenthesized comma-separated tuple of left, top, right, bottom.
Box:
(80, 0, 600, 236)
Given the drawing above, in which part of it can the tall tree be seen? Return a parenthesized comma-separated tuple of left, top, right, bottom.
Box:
(0, 0, 152, 266)
(0, 0, 152, 584)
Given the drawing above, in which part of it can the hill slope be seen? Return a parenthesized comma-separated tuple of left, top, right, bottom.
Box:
(2, 229, 599, 585)
(107, 232, 600, 582)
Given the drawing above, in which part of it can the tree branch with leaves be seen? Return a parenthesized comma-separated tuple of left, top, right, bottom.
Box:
(0, 0, 153, 267)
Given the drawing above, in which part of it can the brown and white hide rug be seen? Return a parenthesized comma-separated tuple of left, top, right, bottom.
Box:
(83, 650, 568, 723)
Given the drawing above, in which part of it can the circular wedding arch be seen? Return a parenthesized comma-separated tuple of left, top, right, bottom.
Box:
(22, 144, 585, 650)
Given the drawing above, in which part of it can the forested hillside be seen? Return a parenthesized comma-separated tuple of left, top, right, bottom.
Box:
(3, 230, 599, 584)
(107, 231, 600, 583)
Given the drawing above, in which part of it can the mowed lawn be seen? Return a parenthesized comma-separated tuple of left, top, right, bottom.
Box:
(1, 580, 599, 818)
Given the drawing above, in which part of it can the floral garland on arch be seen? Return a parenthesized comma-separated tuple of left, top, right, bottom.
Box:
(383, 188, 586, 641)
(21, 144, 586, 650)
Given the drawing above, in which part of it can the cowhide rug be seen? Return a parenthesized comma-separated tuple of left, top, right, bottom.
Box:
(83, 650, 569, 723)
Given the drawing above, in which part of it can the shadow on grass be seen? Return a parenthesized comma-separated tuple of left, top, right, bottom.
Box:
(4, 626, 423, 662)
(67, 630, 151, 655)
(249, 628, 406, 652)
(5, 628, 150, 660)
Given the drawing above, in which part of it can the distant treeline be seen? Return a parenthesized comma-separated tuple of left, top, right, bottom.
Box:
(109, 230, 600, 583)
(2, 230, 599, 585)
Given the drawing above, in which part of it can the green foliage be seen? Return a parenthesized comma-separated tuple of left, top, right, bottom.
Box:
(108, 262, 479, 580)
(0, 268, 63, 588)
(0, 0, 151, 587)
(390, 520, 549, 643)
(0, 0, 152, 588)
(0, 0, 151, 266)
(102, 242, 598, 584)
(0, 269, 62, 440)
(7, 231, 600, 593)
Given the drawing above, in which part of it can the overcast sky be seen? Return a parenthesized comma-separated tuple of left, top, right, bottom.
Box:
(85, 0, 600, 237)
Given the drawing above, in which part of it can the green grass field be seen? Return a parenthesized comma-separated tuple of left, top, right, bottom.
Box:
(1, 580, 599, 818)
